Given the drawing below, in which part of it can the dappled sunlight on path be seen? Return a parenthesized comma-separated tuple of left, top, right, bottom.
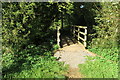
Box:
(54, 43, 95, 68)
(54, 36, 96, 78)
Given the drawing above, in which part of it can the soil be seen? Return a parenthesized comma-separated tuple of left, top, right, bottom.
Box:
(65, 67, 83, 78)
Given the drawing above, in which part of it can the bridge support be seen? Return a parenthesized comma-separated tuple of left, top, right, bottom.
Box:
(73, 26, 75, 37)
(57, 26, 60, 48)
(84, 28, 87, 47)
(77, 28, 80, 42)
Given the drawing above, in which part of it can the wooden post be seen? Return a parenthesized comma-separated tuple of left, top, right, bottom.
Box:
(84, 28, 87, 47)
(77, 28, 79, 42)
(73, 26, 75, 37)
(57, 26, 60, 48)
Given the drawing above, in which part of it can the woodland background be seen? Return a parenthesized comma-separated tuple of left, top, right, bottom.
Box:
(2, 2, 120, 78)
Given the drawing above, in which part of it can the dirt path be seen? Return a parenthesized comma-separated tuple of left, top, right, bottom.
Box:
(65, 67, 83, 78)
(54, 43, 95, 78)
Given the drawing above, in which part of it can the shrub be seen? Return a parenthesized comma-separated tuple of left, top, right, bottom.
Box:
(3, 44, 68, 78)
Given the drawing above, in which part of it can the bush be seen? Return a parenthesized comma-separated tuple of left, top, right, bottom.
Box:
(3, 44, 68, 78)
(4, 56, 68, 78)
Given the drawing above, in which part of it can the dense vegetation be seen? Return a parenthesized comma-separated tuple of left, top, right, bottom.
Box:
(2, 2, 119, 78)
(78, 2, 119, 78)
(2, 2, 72, 78)
(79, 50, 118, 78)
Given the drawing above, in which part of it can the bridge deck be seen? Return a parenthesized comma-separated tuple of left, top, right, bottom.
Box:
(54, 35, 96, 78)
(60, 35, 85, 48)
(54, 35, 96, 68)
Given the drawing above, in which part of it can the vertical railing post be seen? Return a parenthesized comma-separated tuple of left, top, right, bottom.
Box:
(73, 26, 75, 37)
(57, 26, 60, 48)
(84, 28, 87, 47)
(77, 27, 79, 42)
(71, 25, 87, 48)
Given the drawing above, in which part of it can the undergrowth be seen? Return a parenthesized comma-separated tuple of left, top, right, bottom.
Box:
(79, 47, 118, 78)
(89, 47, 118, 62)
(3, 43, 68, 78)
(79, 56, 118, 78)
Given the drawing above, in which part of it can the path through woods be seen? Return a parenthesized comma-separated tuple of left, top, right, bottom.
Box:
(54, 36, 96, 78)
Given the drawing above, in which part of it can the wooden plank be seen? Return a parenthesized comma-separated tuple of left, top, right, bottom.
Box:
(75, 30, 79, 32)
(75, 33, 85, 41)
(79, 36, 85, 41)
(75, 30, 87, 35)
(79, 32, 86, 35)
(78, 26, 87, 29)
(73, 26, 87, 29)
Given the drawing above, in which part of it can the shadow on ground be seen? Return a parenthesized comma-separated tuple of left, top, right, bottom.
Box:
(60, 35, 78, 48)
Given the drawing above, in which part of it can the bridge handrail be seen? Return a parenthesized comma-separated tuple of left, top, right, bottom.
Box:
(72, 25, 87, 29)
(71, 25, 87, 47)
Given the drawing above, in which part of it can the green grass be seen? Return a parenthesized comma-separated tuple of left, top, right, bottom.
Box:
(79, 47, 118, 78)
(89, 47, 118, 62)
(79, 56, 118, 78)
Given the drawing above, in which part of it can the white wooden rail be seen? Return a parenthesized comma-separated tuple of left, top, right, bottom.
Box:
(57, 26, 60, 48)
(72, 25, 87, 47)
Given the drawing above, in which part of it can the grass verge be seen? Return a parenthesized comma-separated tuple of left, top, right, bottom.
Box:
(79, 47, 118, 78)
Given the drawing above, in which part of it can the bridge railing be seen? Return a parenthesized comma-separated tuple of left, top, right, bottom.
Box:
(71, 25, 87, 47)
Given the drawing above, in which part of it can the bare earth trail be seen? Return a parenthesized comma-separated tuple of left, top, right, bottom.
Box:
(54, 36, 96, 78)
